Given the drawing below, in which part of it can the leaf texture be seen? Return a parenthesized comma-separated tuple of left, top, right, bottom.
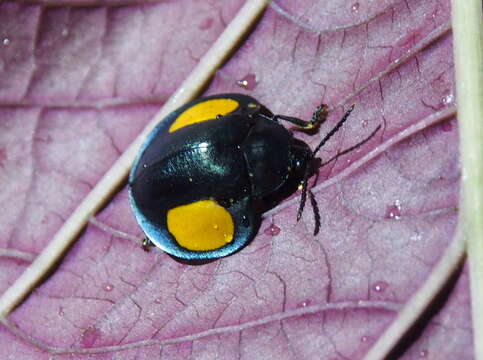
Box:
(0, 0, 471, 359)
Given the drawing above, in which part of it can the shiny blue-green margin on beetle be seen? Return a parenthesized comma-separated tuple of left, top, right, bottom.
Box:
(128, 93, 379, 263)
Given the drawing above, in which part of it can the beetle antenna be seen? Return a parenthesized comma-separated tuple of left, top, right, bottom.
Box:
(319, 124, 381, 168)
(308, 190, 320, 235)
(297, 105, 379, 235)
(313, 105, 355, 156)
(296, 156, 313, 221)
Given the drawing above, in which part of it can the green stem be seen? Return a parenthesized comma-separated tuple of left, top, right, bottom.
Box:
(452, 0, 483, 358)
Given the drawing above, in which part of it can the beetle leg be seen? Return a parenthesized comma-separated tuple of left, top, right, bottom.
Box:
(271, 104, 328, 130)
(310, 104, 329, 127)
(142, 237, 154, 252)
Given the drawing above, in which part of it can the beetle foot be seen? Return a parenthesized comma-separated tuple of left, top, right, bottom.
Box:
(311, 104, 329, 127)
(142, 237, 153, 252)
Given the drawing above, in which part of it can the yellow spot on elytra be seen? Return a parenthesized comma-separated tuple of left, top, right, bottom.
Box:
(167, 200, 234, 251)
(169, 98, 239, 133)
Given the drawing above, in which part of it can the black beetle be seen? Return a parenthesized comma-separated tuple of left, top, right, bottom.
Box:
(129, 93, 379, 262)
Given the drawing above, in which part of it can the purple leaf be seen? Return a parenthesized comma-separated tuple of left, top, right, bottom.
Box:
(0, 0, 471, 359)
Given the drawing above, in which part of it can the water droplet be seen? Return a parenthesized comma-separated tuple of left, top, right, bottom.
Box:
(58, 307, 64, 316)
(298, 299, 311, 307)
(154, 297, 162, 304)
(351, 2, 360, 13)
(361, 119, 369, 128)
(264, 223, 281, 236)
(61, 28, 69, 37)
(237, 73, 257, 90)
(410, 232, 422, 242)
(224, 233, 233, 242)
(442, 121, 452, 132)
(2, 38, 10, 46)
(198, 17, 214, 30)
(385, 200, 402, 219)
(361, 335, 369, 342)
(442, 93, 454, 106)
(81, 327, 101, 348)
(103, 283, 114, 292)
(372, 281, 389, 293)
(213, 223, 219, 230)
(419, 349, 428, 358)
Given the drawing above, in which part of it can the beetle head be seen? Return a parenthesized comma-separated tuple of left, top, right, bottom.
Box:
(289, 138, 316, 183)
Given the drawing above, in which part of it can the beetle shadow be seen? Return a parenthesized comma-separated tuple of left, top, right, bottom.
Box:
(168, 239, 257, 266)
(168, 255, 217, 266)
(255, 156, 325, 213)
(256, 178, 305, 214)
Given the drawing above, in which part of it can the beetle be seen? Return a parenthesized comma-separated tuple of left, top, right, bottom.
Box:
(129, 93, 380, 262)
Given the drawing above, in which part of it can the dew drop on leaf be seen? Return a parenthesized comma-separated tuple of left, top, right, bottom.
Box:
(372, 281, 389, 293)
(385, 200, 402, 219)
(411, 232, 423, 242)
(442, 93, 454, 106)
(298, 299, 311, 308)
(264, 223, 281, 236)
(237, 73, 257, 90)
(2, 38, 10, 46)
(361, 335, 369, 343)
(103, 283, 114, 292)
(351, 2, 360, 13)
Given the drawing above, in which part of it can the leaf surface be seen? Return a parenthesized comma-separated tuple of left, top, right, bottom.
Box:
(0, 0, 471, 359)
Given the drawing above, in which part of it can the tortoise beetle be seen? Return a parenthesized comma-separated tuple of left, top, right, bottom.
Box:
(129, 93, 379, 262)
